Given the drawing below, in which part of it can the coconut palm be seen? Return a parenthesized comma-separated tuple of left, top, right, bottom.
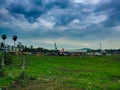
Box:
(1, 34, 7, 40)
(1, 34, 7, 68)
(13, 35, 17, 41)
(13, 35, 17, 53)
(1, 34, 7, 46)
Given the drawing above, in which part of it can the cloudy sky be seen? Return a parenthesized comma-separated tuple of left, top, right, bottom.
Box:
(0, 0, 120, 49)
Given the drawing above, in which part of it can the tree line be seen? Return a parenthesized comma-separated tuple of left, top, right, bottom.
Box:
(0, 34, 58, 55)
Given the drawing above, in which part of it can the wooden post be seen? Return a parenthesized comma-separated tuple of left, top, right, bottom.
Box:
(22, 57, 25, 72)
(21, 56, 25, 79)
(2, 54, 5, 69)
(2, 40, 5, 69)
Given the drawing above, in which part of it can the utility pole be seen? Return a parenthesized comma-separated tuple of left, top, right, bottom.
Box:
(100, 43, 102, 50)
(54, 43, 57, 50)
(19, 42, 25, 80)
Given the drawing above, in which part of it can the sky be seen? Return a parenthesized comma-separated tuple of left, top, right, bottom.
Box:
(0, 0, 120, 50)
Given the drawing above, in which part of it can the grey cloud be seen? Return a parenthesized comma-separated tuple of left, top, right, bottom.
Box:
(0, 0, 120, 49)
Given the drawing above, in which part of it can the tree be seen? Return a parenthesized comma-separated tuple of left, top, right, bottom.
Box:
(13, 35, 17, 53)
(1, 34, 7, 50)
(30, 45, 33, 50)
(12, 46, 14, 53)
(17, 42, 24, 55)
(30, 45, 33, 54)
(0, 42, 4, 48)
(6, 44, 10, 53)
(1, 34, 7, 40)
(1, 34, 7, 68)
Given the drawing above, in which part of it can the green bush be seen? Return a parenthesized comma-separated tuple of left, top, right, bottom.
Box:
(0, 57, 3, 77)
(0, 68, 6, 77)
(0, 61, 2, 69)
(4, 55, 13, 65)
(0, 55, 13, 77)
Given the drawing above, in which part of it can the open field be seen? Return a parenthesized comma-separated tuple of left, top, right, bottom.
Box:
(0, 55, 120, 90)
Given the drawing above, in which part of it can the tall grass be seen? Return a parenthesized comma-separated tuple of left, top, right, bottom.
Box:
(0, 55, 120, 89)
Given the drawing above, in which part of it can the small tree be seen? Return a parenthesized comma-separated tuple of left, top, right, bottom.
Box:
(1, 42, 4, 48)
(13, 35, 17, 53)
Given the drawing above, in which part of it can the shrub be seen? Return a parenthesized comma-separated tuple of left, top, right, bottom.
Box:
(0, 68, 6, 77)
(0, 55, 13, 77)
(0, 60, 2, 69)
(4, 55, 13, 66)
(0, 57, 4, 77)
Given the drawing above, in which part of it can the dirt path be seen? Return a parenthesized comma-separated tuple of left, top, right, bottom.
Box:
(8, 79, 79, 90)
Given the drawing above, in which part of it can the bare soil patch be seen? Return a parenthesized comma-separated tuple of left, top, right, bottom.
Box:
(7, 78, 80, 90)
(55, 68, 95, 73)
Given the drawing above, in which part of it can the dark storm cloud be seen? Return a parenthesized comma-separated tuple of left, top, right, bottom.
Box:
(4, 1, 44, 20)
(44, 0, 70, 8)
(0, 0, 120, 49)
(1, 0, 70, 22)
(94, 0, 120, 27)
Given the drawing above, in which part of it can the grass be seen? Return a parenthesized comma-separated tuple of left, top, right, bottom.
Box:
(0, 55, 120, 89)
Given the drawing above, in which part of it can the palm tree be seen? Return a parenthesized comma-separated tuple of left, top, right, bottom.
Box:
(1, 34, 7, 68)
(13, 35, 17, 53)
(1, 34, 7, 46)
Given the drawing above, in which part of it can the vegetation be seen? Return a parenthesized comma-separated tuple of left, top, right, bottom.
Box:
(0, 55, 120, 90)
(0, 55, 13, 77)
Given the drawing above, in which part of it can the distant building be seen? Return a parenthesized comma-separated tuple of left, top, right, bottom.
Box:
(66, 49, 87, 56)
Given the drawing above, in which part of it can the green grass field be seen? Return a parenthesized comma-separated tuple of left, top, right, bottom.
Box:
(0, 55, 120, 90)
